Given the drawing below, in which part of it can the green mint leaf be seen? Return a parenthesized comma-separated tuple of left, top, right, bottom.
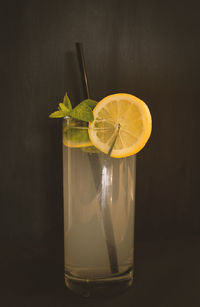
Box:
(49, 110, 67, 118)
(81, 99, 98, 110)
(63, 92, 72, 110)
(69, 102, 94, 122)
(59, 103, 69, 113)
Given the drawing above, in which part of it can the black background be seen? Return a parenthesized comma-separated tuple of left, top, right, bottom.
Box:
(1, 0, 200, 306)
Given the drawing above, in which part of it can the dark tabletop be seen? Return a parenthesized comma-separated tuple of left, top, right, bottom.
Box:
(1, 236, 200, 307)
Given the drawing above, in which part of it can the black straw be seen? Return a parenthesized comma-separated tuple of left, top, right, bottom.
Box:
(76, 43, 91, 99)
(75, 42, 119, 274)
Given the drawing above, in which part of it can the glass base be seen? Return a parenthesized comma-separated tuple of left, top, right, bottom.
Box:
(65, 268, 133, 297)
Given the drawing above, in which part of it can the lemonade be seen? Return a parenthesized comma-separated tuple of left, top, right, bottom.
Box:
(50, 92, 152, 296)
(63, 121, 136, 295)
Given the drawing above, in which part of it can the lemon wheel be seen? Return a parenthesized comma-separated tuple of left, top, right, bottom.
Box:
(88, 93, 152, 158)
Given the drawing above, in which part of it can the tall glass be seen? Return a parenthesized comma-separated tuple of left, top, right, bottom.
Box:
(63, 118, 136, 297)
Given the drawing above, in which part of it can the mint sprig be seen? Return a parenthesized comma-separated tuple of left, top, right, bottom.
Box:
(70, 102, 93, 122)
(49, 93, 98, 122)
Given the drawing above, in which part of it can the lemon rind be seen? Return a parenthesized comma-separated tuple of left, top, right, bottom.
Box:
(63, 140, 92, 148)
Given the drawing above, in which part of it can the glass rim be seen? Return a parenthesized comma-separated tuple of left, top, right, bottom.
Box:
(63, 117, 116, 132)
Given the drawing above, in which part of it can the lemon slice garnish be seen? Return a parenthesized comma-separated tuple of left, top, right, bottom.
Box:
(88, 93, 152, 158)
